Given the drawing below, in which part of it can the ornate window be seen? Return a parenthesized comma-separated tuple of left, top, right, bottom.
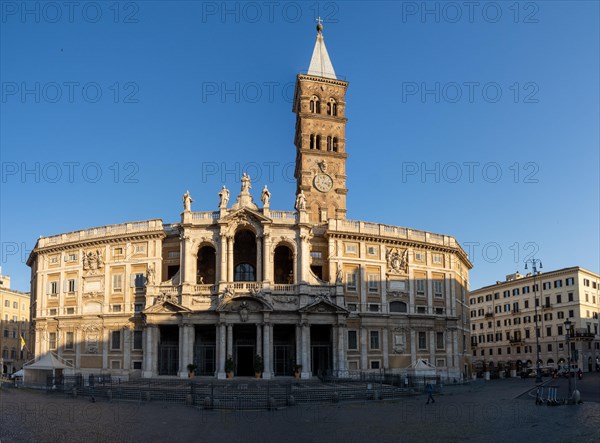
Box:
(327, 98, 337, 116)
(309, 96, 320, 113)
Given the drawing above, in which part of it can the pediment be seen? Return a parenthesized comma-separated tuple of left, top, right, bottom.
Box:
(217, 295, 273, 313)
(300, 297, 348, 314)
(221, 207, 272, 225)
(143, 300, 191, 314)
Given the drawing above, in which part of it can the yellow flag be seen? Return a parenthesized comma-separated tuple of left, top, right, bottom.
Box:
(20, 335, 26, 351)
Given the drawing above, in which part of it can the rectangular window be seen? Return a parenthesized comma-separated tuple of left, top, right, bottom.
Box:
(414, 252, 425, 262)
(112, 304, 122, 313)
(554, 280, 562, 288)
(67, 279, 76, 293)
(133, 243, 147, 254)
(65, 332, 74, 350)
(133, 273, 146, 289)
(416, 279, 426, 296)
(367, 275, 378, 293)
(568, 292, 574, 302)
(12, 301, 18, 309)
(370, 360, 380, 369)
(523, 286, 530, 294)
(565, 277, 574, 286)
(370, 330, 380, 350)
(113, 274, 123, 292)
(4, 300, 9, 307)
(134, 303, 144, 313)
(556, 294, 562, 304)
(49, 332, 57, 350)
(347, 331, 358, 350)
(345, 271, 357, 291)
(543, 282, 551, 290)
(133, 331, 143, 350)
(418, 331, 427, 350)
(66, 307, 75, 315)
(113, 247, 124, 257)
(433, 280, 443, 297)
(583, 278, 590, 287)
(110, 360, 122, 370)
(344, 243, 358, 254)
(512, 288, 519, 296)
(436, 332, 444, 349)
(432, 254, 443, 265)
(367, 246, 378, 256)
(50, 281, 59, 296)
(65, 252, 78, 262)
(132, 361, 143, 370)
(111, 331, 121, 350)
(546, 326, 552, 337)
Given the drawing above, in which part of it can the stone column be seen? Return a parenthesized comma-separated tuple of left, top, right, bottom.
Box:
(256, 324, 262, 357)
(217, 323, 226, 379)
(360, 327, 368, 370)
(296, 324, 302, 367)
(75, 329, 81, 369)
(263, 232, 272, 283)
(151, 326, 159, 374)
(426, 270, 433, 313)
(360, 266, 367, 312)
(227, 324, 233, 361)
(219, 234, 227, 283)
(429, 330, 436, 365)
(256, 236, 263, 282)
(123, 328, 131, 373)
(410, 329, 417, 365)
(142, 327, 151, 377)
(382, 327, 389, 369)
(301, 322, 310, 378)
(298, 233, 309, 283)
(332, 325, 338, 371)
(182, 234, 193, 284)
(178, 325, 186, 378)
(227, 237, 234, 284)
(262, 323, 272, 379)
(102, 328, 109, 369)
(337, 323, 346, 372)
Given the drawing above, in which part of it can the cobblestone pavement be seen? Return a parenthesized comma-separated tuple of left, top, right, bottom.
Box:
(1, 375, 599, 443)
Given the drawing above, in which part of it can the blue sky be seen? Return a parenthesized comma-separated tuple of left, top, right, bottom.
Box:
(1, 1, 598, 291)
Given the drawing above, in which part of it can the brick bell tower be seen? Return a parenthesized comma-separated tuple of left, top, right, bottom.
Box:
(293, 20, 349, 223)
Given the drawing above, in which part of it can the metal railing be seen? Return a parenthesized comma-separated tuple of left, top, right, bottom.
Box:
(45, 371, 428, 409)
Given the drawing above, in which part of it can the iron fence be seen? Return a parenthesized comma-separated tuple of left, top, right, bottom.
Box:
(45, 372, 427, 410)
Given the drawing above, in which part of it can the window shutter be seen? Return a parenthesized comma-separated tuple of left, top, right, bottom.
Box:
(130, 274, 136, 288)
(63, 280, 68, 292)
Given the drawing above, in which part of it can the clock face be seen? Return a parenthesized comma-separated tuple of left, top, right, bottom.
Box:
(314, 174, 333, 192)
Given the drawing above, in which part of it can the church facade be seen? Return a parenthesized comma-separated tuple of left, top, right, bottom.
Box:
(27, 25, 472, 380)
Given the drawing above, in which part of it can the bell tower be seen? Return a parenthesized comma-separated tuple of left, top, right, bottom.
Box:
(293, 21, 349, 223)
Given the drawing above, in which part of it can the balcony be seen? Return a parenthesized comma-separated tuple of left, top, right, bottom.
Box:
(542, 303, 552, 310)
(485, 312, 494, 318)
(509, 337, 524, 345)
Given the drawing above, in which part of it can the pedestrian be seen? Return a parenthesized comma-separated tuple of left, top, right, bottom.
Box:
(426, 383, 435, 404)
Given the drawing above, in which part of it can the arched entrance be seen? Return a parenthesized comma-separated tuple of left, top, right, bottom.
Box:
(234, 230, 257, 281)
(274, 244, 294, 284)
(197, 245, 216, 284)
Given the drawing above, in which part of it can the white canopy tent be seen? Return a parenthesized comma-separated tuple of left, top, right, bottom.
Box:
(23, 352, 74, 388)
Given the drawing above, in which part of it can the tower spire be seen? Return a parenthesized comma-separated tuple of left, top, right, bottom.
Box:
(307, 19, 336, 79)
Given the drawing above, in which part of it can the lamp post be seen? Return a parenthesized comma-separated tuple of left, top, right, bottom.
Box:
(564, 318, 572, 400)
(525, 258, 543, 383)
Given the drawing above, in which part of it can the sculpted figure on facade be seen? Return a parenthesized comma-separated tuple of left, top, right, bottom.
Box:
(146, 263, 155, 286)
(183, 191, 193, 212)
(295, 190, 307, 210)
(218, 186, 230, 208)
(261, 185, 271, 207)
(241, 172, 251, 192)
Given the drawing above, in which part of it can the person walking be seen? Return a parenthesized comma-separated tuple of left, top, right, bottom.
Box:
(426, 383, 435, 404)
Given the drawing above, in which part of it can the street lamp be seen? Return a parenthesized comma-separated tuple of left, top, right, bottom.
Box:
(525, 258, 543, 383)
(564, 318, 572, 400)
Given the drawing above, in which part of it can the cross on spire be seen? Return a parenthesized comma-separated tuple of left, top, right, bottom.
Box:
(316, 16, 323, 32)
